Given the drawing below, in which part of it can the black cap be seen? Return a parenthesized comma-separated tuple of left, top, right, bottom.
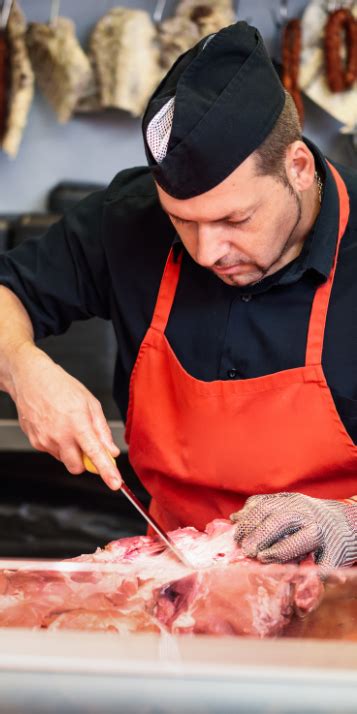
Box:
(142, 22, 285, 199)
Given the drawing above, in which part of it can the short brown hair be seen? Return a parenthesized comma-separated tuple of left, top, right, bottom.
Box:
(254, 91, 302, 183)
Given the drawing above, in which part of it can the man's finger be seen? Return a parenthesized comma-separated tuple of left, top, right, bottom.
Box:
(60, 445, 86, 475)
(233, 494, 290, 544)
(81, 442, 122, 490)
(240, 510, 307, 558)
(89, 402, 120, 457)
(256, 522, 323, 563)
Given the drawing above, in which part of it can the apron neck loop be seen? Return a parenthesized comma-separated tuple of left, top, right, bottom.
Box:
(150, 247, 183, 333)
(305, 162, 350, 366)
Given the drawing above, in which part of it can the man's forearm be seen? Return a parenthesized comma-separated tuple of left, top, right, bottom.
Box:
(0, 286, 35, 399)
(0, 289, 122, 490)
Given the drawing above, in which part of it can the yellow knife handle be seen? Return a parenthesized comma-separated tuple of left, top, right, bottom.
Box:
(82, 452, 116, 474)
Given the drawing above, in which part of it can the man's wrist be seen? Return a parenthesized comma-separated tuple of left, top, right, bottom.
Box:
(344, 503, 357, 532)
(1, 340, 39, 401)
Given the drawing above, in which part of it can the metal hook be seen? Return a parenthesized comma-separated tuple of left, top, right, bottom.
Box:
(153, 0, 167, 24)
(274, 0, 289, 29)
(49, 0, 60, 26)
(0, 0, 13, 29)
(327, 0, 355, 10)
(234, 0, 252, 23)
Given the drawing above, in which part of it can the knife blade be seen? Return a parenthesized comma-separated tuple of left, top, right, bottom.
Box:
(120, 482, 193, 568)
(82, 453, 192, 569)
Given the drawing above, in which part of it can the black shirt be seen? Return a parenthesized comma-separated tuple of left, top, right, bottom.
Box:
(1, 140, 357, 442)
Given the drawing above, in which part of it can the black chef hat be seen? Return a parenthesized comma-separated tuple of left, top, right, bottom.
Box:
(142, 21, 285, 199)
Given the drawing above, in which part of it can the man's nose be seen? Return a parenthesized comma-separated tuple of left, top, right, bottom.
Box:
(195, 224, 226, 267)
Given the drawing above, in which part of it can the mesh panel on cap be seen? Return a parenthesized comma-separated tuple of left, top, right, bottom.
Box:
(146, 97, 175, 164)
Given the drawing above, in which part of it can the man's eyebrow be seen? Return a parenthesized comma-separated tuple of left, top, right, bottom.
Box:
(162, 207, 255, 222)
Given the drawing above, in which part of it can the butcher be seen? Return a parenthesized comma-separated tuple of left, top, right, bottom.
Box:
(0, 22, 356, 570)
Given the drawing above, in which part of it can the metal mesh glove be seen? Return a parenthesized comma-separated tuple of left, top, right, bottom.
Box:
(230, 493, 357, 568)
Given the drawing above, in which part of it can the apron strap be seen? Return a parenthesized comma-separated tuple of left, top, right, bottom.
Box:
(305, 162, 350, 366)
(150, 247, 183, 333)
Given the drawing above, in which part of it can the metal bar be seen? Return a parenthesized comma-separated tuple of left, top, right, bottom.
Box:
(153, 0, 167, 24)
(274, 0, 288, 29)
(0, 0, 13, 29)
(49, 0, 60, 25)
(0, 419, 128, 452)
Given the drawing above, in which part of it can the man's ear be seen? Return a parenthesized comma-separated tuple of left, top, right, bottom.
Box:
(285, 141, 316, 193)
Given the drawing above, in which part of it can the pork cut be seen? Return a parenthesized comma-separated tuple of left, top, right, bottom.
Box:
(0, 519, 324, 638)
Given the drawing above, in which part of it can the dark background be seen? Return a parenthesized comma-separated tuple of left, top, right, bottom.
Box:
(0, 451, 148, 558)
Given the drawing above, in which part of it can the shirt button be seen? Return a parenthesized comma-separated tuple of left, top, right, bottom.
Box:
(227, 369, 238, 379)
(241, 294, 252, 302)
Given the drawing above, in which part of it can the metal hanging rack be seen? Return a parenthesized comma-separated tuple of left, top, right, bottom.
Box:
(153, 0, 167, 24)
(49, 0, 60, 25)
(271, 0, 289, 63)
(234, 0, 252, 24)
(273, 0, 289, 31)
(326, 0, 355, 11)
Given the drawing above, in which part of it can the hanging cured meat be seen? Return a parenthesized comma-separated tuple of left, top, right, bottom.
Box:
(1, 1, 34, 157)
(176, 0, 235, 37)
(158, 16, 200, 73)
(26, 17, 94, 123)
(156, 0, 234, 81)
(87, 8, 159, 118)
(0, 26, 9, 142)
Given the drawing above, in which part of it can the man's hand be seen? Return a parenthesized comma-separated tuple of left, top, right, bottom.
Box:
(10, 342, 122, 490)
(231, 493, 357, 568)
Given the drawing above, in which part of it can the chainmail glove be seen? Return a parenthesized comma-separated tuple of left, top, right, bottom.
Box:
(230, 493, 357, 568)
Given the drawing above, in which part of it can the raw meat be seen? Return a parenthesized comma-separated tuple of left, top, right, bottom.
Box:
(0, 519, 323, 637)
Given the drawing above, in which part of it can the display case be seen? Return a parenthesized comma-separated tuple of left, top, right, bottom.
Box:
(0, 557, 357, 713)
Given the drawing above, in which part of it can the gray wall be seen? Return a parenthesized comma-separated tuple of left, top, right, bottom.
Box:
(1, 0, 356, 213)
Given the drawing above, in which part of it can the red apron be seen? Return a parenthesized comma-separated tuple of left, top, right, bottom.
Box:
(126, 163, 353, 533)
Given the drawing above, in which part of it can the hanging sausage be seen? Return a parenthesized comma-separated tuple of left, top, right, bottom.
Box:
(0, 15, 9, 143)
(298, 0, 356, 139)
(281, 18, 304, 125)
(324, 7, 357, 93)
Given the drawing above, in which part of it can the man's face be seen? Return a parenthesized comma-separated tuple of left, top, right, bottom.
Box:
(156, 153, 303, 287)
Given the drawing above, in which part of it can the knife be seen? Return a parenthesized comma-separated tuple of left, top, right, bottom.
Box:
(82, 453, 192, 569)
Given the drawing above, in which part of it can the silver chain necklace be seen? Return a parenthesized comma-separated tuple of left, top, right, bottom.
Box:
(315, 170, 324, 204)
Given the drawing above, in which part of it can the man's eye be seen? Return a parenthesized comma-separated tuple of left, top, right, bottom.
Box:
(226, 217, 251, 229)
